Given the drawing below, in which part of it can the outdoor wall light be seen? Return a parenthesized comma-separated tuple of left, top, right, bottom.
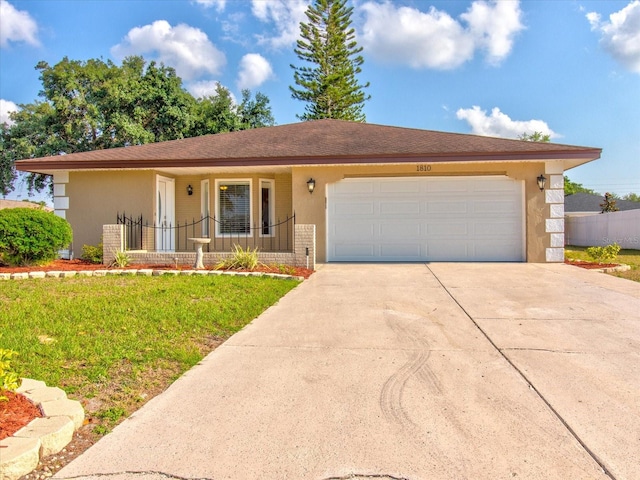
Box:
(537, 174, 546, 192)
(307, 178, 316, 194)
(187, 184, 194, 196)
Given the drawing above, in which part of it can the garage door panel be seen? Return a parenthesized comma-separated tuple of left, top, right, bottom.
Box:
(335, 202, 375, 215)
(334, 244, 375, 257)
(427, 201, 468, 214)
(334, 181, 374, 194)
(473, 200, 519, 215)
(428, 179, 469, 192)
(380, 180, 420, 193)
(475, 222, 520, 235)
(380, 201, 420, 215)
(380, 222, 421, 238)
(426, 241, 469, 260)
(474, 243, 520, 261)
(428, 223, 468, 235)
(380, 244, 422, 258)
(332, 221, 375, 240)
(328, 176, 524, 262)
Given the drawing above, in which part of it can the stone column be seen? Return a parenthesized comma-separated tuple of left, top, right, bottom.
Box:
(294, 224, 316, 269)
(544, 164, 565, 262)
(102, 224, 124, 266)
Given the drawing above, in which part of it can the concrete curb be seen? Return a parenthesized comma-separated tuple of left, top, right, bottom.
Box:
(0, 379, 85, 480)
(0, 269, 304, 282)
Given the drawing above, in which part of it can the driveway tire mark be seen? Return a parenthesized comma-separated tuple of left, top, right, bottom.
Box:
(379, 307, 441, 430)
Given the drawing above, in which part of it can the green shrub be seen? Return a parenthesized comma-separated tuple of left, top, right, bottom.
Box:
(82, 241, 104, 264)
(586, 243, 621, 263)
(0, 208, 72, 266)
(216, 245, 261, 270)
(0, 349, 19, 401)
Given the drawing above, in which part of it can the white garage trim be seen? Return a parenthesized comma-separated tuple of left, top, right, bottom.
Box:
(327, 176, 525, 262)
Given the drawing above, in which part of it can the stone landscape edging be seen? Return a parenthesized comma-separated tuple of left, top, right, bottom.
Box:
(591, 264, 631, 273)
(0, 379, 85, 480)
(0, 269, 305, 281)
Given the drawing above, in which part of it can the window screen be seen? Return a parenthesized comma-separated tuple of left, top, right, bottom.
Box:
(218, 183, 250, 235)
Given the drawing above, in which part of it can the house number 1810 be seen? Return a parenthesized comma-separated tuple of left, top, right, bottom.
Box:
(416, 165, 432, 172)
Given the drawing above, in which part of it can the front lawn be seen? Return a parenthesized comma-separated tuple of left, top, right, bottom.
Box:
(565, 246, 640, 283)
(0, 275, 299, 435)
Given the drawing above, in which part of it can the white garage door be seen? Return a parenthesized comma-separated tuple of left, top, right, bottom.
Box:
(327, 176, 524, 262)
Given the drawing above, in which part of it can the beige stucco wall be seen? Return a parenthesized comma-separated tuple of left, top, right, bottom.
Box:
(63, 162, 558, 263)
(65, 171, 155, 254)
(291, 162, 553, 263)
(65, 171, 294, 256)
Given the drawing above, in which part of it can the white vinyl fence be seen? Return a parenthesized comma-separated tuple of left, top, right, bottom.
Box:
(565, 209, 640, 249)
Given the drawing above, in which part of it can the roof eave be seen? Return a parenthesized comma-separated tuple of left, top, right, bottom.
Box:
(15, 149, 602, 174)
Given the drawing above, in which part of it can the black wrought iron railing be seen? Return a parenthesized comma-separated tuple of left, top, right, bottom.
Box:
(116, 213, 295, 253)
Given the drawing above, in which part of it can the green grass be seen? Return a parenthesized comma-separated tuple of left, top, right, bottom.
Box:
(565, 246, 640, 283)
(0, 275, 299, 433)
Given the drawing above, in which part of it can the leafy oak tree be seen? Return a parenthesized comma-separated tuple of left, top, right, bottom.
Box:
(564, 177, 596, 196)
(290, 0, 370, 121)
(1, 56, 274, 197)
(622, 193, 640, 202)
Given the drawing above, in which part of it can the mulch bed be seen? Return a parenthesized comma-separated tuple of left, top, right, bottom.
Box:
(0, 259, 314, 279)
(564, 259, 620, 270)
(0, 390, 43, 441)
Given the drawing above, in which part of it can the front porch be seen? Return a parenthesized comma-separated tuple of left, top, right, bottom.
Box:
(103, 223, 316, 270)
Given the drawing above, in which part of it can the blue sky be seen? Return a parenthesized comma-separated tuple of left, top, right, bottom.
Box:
(1, 0, 639, 203)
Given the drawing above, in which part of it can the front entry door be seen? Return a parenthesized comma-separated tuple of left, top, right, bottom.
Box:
(156, 176, 175, 251)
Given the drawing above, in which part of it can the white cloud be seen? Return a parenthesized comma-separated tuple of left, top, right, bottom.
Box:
(360, 0, 523, 70)
(111, 20, 226, 81)
(186, 80, 237, 104)
(0, 0, 39, 48)
(461, 0, 524, 65)
(193, 0, 226, 11)
(237, 54, 274, 90)
(186, 80, 221, 98)
(251, 0, 309, 49)
(456, 106, 559, 139)
(360, 3, 473, 69)
(0, 99, 18, 126)
(587, 0, 640, 74)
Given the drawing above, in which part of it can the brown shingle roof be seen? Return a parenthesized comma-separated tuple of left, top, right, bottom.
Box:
(16, 119, 601, 172)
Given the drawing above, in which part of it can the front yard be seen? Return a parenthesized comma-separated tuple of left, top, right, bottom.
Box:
(565, 246, 640, 283)
(0, 274, 300, 471)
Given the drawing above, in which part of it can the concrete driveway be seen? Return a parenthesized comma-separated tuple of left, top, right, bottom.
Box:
(55, 263, 640, 480)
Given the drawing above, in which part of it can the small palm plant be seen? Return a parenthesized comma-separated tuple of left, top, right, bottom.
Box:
(110, 250, 131, 268)
(216, 245, 261, 270)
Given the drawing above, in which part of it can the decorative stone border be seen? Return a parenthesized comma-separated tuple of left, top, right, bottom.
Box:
(591, 264, 631, 273)
(0, 379, 85, 480)
(0, 269, 305, 281)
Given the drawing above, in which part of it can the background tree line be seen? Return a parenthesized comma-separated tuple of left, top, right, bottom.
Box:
(0, 56, 274, 196)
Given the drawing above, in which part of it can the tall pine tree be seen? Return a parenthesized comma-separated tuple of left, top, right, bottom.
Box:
(290, 0, 370, 122)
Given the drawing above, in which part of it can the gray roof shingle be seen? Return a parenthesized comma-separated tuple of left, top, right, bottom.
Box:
(565, 192, 640, 212)
(16, 119, 601, 172)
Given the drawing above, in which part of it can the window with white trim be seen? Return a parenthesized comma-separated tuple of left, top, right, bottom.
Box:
(259, 179, 275, 237)
(216, 179, 251, 236)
